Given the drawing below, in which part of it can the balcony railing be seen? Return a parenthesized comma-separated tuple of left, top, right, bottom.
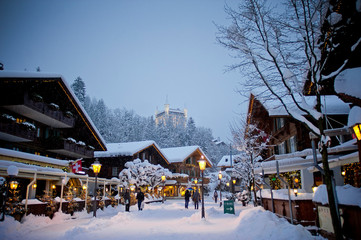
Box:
(23, 94, 75, 128)
(0, 121, 36, 142)
(46, 138, 94, 158)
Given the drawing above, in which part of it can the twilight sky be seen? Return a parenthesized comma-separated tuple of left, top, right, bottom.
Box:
(0, 0, 248, 142)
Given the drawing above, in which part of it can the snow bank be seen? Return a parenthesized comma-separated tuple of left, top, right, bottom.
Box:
(313, 184, 361, 207)
(233, 207, 314, 240)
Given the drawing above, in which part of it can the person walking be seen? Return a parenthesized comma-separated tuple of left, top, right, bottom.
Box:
(136, 188, 145, 211)
(124, 189, 131, 212)
(184, 189, 191, 209)
(192, 189, 200, 209)
(213, 190, 218, 203)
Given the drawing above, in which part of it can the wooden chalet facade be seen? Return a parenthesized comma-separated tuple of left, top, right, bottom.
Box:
(162, 146, 212, 197)
(0, 71, 108, 216)
(92, 141, 169, 179)
(0, 72, 106, 161)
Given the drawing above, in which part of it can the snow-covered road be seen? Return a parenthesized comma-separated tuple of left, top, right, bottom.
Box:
(0, 197, 324, 240)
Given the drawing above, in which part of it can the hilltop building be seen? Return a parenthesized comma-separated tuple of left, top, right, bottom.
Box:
(155, 101, 187, 127)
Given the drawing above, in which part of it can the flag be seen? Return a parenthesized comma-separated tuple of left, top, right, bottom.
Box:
(71, 159, 82, 173)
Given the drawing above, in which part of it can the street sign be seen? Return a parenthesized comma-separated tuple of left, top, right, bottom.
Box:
(224, 200, 235, 214)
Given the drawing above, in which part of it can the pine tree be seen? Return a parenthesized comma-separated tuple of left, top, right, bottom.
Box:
(71, 77, 86, 105)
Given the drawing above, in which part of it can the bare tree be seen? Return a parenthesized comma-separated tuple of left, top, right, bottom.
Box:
(230, 116, 269, 206)
(217, 0, 360, 238)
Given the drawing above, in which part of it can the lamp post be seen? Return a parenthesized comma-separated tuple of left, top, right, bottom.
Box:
(218, 171, 222, 207)
(1, 165, 19, 221)
(232, 179, 236, 194)
(351, 123, 361, 163)
(161, 175, 166, 203)
(198, 156, 206, 218)
(92, 159, 102, 217)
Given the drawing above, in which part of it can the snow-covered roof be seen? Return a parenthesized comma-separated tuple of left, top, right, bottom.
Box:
(335, 67, 361, 100)
(0, 71, 107, 151)
(95, 140, 164, 158)
(161, 146, 212, 167)
(263, 95, 350, 116)
(0, 147, 69, 167)
(217, 153, 247, 167)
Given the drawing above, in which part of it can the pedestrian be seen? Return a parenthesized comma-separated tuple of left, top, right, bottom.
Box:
(192, 189, 200, 209)
(124, 189, 130, 212)
(214, 190, 218, 203)
(136, 188, 145, 211)
(184, 189, 191, 209)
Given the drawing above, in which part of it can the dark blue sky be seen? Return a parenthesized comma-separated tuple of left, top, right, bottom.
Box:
(0, 0, 248, 142)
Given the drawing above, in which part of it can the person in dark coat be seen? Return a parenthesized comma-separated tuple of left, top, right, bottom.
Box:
(192, 189, 200, 209)
(213, 190, 218, 203)
(184, 189, 191, 209)
(124, 189, 131, 212)
(136, 188, 145, 211)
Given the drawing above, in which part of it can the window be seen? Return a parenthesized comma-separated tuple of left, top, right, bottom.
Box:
(186, 158, 191, 164)
(112, 167, 118, 177)
(274, 118, 285, 131)
(278, 142, 286, 154)
(289, 136, 297, 153)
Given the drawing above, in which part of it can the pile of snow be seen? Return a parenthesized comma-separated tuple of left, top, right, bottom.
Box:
(313, 184, 361, 207)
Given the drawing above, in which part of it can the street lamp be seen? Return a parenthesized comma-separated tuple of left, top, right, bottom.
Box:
(161, 175, 166, 203)
(198, 156, 206, 219)
(218, 171, 222, 207)
(1, 165, 19, 221)
(92, 159, 102, 217)
(351, 123, 361, 163)
(293, 188, 298, 197)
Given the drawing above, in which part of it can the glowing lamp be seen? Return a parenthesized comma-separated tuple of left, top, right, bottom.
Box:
(130, 185, 135, 191)
(10, 181, 18, 190)
(33, 183, 37, 189)
(226, 182, 230, 187)
(161, 175, 166, 182)
(232, 179, 236, 184)
(294, 178, 299, 183)
(312, 185, 318, 193)
(218, 171, 222, 180)
(82, 185, 87, 190)
(198, 158, 206, 171)
(52, 184, 56, 189)
(194, 179, 198, 184)
(352, 123, 361, 141)
(293, 188, 298, 197)
(92, 160, 102, 175)
(341, 171, 346, 176)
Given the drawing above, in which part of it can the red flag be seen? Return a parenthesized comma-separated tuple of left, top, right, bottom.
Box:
(71, 159, 82, 173)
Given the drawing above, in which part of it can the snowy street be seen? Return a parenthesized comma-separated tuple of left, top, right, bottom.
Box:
(1, 196, 324, 240)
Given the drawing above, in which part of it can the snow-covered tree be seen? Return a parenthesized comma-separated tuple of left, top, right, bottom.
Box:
(118, 159, 172, 189)
(71, 77, 86, 105)
(230, 117, 269, 205)
(216, 0, 360, 237)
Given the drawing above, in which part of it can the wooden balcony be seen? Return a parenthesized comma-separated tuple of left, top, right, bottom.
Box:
(46, 138, 94, 158)
(0, 121, 36, 142)
(2, 92, 75, 128)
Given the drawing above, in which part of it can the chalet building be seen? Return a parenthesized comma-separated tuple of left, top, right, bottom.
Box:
(217, 154, 242, 171)
(0, 71, 108, 210)
(246, 93, 358, 191)
(155, 102, 187, 127)
(93, 140, 169, 179)
(162, 145, 212, 197)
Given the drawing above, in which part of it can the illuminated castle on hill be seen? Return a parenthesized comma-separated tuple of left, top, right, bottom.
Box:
(155, 100, 187, 127)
